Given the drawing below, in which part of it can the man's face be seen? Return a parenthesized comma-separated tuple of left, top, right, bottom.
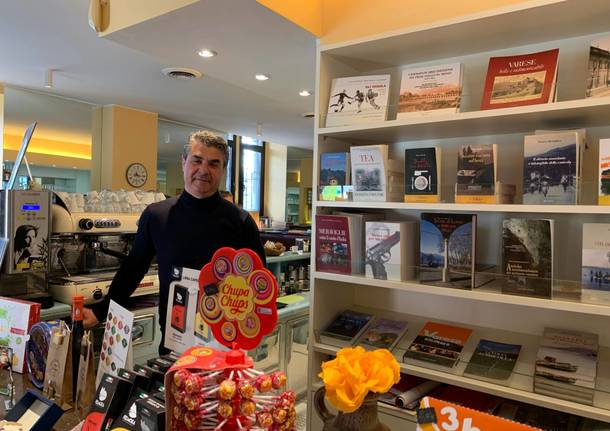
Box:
(182, 141, 225, 199)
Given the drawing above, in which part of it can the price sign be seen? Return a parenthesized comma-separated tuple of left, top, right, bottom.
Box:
(416, 397, 542, 431)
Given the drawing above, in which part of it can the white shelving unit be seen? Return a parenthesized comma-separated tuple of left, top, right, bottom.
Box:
(308, 1, 610, 429)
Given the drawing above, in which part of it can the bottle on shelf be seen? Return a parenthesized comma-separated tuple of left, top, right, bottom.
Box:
(71, 295, 85, 402)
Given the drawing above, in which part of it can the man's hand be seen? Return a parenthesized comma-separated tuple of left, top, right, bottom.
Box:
(83, 308, 100, 329)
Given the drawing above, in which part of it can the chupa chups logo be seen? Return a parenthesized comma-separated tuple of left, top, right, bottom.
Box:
(219, 275, 254, 320)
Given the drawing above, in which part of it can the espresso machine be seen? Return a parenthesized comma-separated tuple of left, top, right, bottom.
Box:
(47, 195, 159, 305)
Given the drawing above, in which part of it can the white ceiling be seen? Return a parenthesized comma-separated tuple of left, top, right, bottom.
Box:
(0, 0, 316, 155)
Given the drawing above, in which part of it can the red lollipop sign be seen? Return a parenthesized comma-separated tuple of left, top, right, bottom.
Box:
(198, 247, 278, 350)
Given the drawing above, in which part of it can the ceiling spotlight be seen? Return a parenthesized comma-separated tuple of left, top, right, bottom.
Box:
(45, 69, 53, 88)
(255, 74, 270, 81)
(299, 90, 311, 97)
(198, 49, 217, 58)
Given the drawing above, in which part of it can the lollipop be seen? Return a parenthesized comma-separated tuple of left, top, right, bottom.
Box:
(172, 386, 185, 405)
(218, 401, 233, 418)
(238, 380, 255, 399)
(183, 393, 211, 411)
(240, 399, 257, 416)
(255, 375, 273, 393)
(256, 411, 274, 428)
(173, 369, 191, 389)
(173, 405, 185, 420)
(272, 407, 288, 424)
(271, 371, 287, 389)
(185, 374, 208, 394)
(218, 379, 237, 400)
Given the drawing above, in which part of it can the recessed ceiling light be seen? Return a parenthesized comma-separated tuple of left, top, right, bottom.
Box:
(255, 74, 270, 81)
(198, 49, 217, 58)
(299, 90, 311, 97)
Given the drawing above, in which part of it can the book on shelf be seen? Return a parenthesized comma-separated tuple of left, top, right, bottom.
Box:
(534, 328, 599, 403)
(480, 48, 559, 110)
(325, 74, 391, 127)
(599, 139, 610, 205)
(582, 223, 610, 303)
(419, 213, 477, 289)
(319, 309, 374, 347)
(403, 321, 473, 368)
(586, 35, 610, 98)
(397, 63, 462, 118)
(463, 339, 522, 381)
(522, 131, 580, 205)
(404, 147, 441, 203)
(455, 144, 497, 203)
(502, 218, 554, 299)
(364, 221, 417, 281)
(351, 144, 404, 202)
(315, 214, 363, 275)
(354, 317, 408, 351)
(319, 152, 351, 201)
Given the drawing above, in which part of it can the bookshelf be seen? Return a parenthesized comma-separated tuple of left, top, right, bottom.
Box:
(308, 1, 610, 429)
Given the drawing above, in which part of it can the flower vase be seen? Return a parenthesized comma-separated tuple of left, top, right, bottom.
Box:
(314, 387, 391, 431)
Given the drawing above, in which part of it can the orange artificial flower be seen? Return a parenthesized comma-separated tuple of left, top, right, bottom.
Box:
(319, 346, 400, 413)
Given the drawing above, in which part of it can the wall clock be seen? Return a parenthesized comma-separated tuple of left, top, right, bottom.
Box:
(126, 163, 147, 188)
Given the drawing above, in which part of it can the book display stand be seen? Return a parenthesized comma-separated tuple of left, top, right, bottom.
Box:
(309, 2, 610, 429)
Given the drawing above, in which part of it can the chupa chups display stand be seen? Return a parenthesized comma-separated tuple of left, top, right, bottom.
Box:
(416, 397, 542, 431)
(164, 247, 297, 431)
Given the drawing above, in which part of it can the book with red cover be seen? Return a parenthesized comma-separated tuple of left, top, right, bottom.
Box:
(315, 214, 362, 274)
(480, 48, 559, 110)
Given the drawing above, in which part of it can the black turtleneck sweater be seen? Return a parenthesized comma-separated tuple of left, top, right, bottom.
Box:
(92, 191, 266, 347)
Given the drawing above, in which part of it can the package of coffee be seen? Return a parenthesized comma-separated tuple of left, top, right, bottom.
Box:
(136, 397, 165, 431)
(82, 373, 133, 431)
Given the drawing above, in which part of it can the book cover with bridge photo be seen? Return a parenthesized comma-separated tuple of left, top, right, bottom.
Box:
(419, 213, 477, 289)
(365, 221, 417, 281)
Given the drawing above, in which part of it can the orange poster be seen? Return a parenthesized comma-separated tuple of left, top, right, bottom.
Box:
(417, 397, 542, 431)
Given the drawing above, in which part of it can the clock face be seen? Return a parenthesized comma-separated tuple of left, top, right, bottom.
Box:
(126, 163, 147, 188)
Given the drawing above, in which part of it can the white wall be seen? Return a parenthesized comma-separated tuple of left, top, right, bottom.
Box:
(264, 142, 287, 221)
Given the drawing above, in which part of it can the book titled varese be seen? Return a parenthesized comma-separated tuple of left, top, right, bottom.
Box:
(397, 63, 462, 118)
(325, 75, 390, 127)
(315, 214, 362, 275)
(522, 132, 579, 205)
(404, 147, 441, 203)
(455, 144, 497, 203)
(404, 321, 473, 368)
(365, 221, 417, 281)
(481, 48, 559, 110)
(502, 218, 554, 299)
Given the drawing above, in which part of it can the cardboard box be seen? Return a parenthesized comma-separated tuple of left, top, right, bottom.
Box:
(0, 296, 40, 373)
(136, 397, 165, 431)
(82, 373, 133, 431)
(5, 389, 62, 431)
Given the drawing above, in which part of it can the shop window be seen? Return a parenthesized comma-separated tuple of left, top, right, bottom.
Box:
(239, 137, 265, 213)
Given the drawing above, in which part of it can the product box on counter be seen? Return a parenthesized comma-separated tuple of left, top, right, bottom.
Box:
(164, 266, 225, 354)
(0, 296, 40, 373)
(136, 397, 165, 431)
(118, 368, 150, 393)
(110, 389, 150, 431)
(134, 364, 164, 385)
(5, 389, 63, 431)
(82, 372, 133, 431)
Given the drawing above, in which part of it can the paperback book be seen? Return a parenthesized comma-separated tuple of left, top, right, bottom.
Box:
(523, 131, 579, 204)
(404, 147, 441, 203)
(582, 223, 610, 302)
(319, 152, 350, 201)
(586, 35, 610, 98)
(502, 218, 553, 299)
(464, 339, 522, 381)
(397, 63, 462, 118)
(419, 213, 477, 289)
(319, 310, 374, 347)
(325, 75, 391, 127)
(481, 48, 559, 110)
(455, 144, 497, 203)
(351, 144, 403, 202)
(403, 321, 473, 368)
(534, 327, 599, 403)
(599, 139, 610, 205)
(315, 214, 362, 275)
(365, 221, 417, 281)
(355, 317, 408, 351)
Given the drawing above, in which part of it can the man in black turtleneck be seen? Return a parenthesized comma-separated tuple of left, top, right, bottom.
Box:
(83, 131, 266, 353)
